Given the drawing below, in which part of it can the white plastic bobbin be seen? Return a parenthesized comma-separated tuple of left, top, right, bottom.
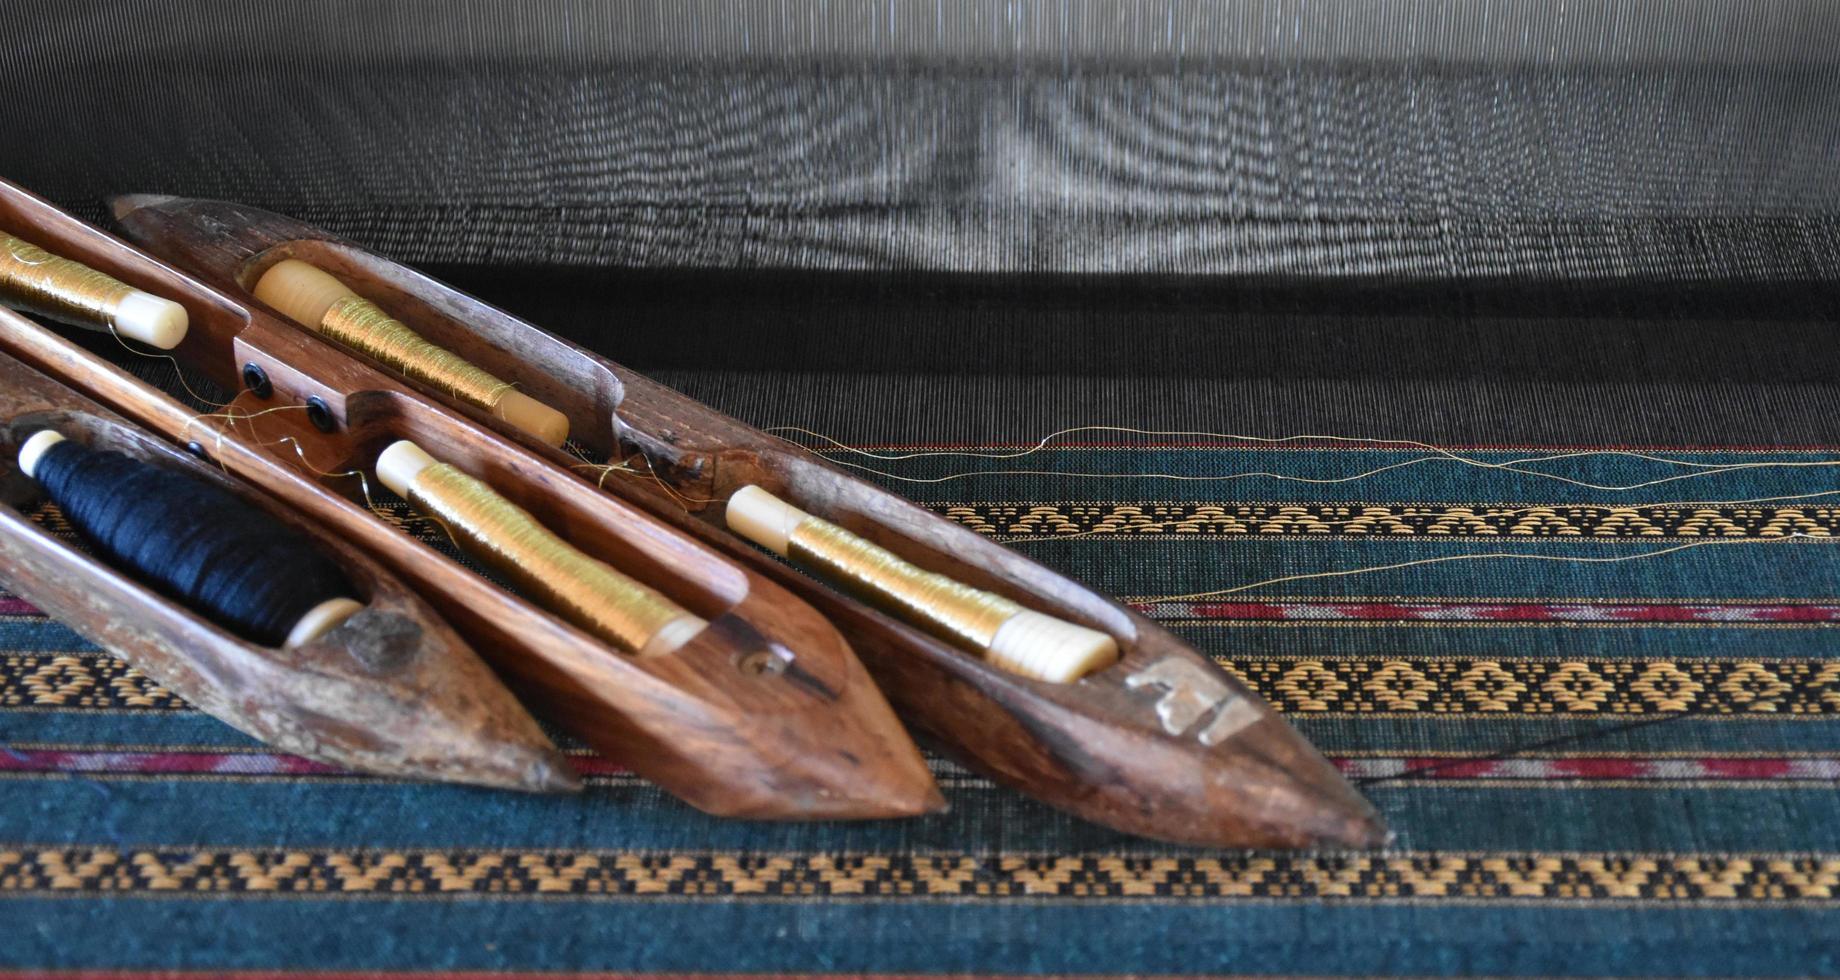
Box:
(725, 484, 810, 557)
(111, 290, 188, 349)
(986, 609, 1119, 684)
(376, 439, 439, 498)
(284, 597, 365, 648)
(16, 429, 67, 479)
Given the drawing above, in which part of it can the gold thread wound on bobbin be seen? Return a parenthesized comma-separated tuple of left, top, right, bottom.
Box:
(0, 234, 136, 327)
(319, 295, 517, 412)
(406, 462, 697, 655)
(788, 517, 1024, 652)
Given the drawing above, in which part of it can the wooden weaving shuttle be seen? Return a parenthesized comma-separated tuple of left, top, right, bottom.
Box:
(0, 180, 939, 820)
(0, 337, 576, 793)
(114, 195, 1388, 849)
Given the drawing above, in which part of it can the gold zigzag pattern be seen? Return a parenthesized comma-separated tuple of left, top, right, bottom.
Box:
(1229, 657, 1840, 715)
(1, 655, 175, 709)
(6, 653, 1838, 716)
(0, 848, 1833, 902)
(931, 502, 1840, 539)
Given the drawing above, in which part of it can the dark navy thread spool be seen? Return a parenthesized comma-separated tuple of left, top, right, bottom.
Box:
(17, 430, 363, 647)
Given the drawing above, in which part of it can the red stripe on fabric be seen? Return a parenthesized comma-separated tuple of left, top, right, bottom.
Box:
(1549, 758, 1647, 779)
(0, 597, 42, 616)
(0, 750, 633, 778)
(1698, 758, 1796, 779)
(567, 756, 630, 776)
(1399, 758, 1502, 779)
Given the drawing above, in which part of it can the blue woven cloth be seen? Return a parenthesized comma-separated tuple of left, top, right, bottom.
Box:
(2, 441, 1836, 975)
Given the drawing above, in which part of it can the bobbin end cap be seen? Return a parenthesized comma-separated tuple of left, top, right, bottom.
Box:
(495, 390, 570, 447)
(986, 609, 1120, 683)
(726, 484, 809, 557)
(284, 597, 366, 648)
(112, 291, 188, 349)
(254, 258, 353, 328)
(16, 430, 67, 480)
(376, 440, 439, 498)
(634, 613, 709, 658)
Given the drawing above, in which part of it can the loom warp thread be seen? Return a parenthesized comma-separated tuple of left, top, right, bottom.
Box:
(21, 432, 362, 647)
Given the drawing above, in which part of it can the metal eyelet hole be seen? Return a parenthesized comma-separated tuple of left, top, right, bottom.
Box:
(738, 646, 793, 677)
(241, 362, 272, 399)
(305, 396, 336, 433)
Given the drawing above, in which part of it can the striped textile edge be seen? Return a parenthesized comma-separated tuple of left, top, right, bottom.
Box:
(0, 845, 1834, 904)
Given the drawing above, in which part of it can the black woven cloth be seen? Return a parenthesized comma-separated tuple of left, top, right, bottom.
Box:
(7, 1, 1840, 281)
(9, 1, 1839, 448)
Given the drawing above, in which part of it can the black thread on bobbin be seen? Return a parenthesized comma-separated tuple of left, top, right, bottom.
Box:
(31, 438, 358, 646)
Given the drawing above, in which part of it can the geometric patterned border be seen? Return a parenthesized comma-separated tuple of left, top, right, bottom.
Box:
(1227, 657, 1840, 715)
(931, 501, 1840, 539)
(0, 848, 1835, 903)
(7, 653, 1839, 716)
(0, 656, 177, 711)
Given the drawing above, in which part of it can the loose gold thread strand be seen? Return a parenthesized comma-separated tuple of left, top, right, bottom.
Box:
(107, 325, 229, 410)
(561, 442, 647, 491)
(995, 489, 1840, 543)
(812, 449, 1840, 493)
(568, 459, 639, 488)
(180, 404, 382, 512)
(778, 425, 1829, 763)
(263, 435, 382, 515)
(566, 453, 724, 507)
(768, 424, 1840, 493)
(180, 403, 313, 475)
(807, 454, 1840, 493)
(1142, 534, 1825, 603)
(769, 424, 1833, 468)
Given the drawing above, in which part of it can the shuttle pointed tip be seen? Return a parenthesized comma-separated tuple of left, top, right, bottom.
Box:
(1281, 757, 1391, 850)
(108, 194, 177, 222)
(847, 759, 948, 818)
(530, 753, 586, 794)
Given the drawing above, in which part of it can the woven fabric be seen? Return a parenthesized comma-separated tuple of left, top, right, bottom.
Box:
(4, 2, 1840, 975)
(7, 2, 1840, 280)
(4, 434, 1840, 975)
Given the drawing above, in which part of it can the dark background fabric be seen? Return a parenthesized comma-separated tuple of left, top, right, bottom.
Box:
(7, 1, 1840, 280)
(3, 3, 1840, 976)
(9, 1, 1840, 449)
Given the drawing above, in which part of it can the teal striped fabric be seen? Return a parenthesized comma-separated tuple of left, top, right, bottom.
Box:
(2, 439, 1836, 975)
